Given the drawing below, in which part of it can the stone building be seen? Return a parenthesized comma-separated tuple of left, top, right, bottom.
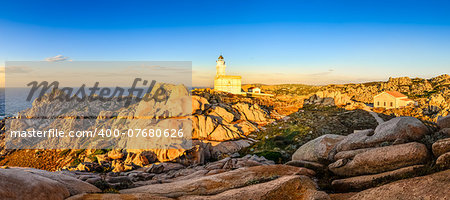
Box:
(373, 91, 415, 109)
(213, 55, 242, 94)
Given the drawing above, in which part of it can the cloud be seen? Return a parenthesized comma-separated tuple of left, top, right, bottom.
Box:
(45, 55, 70, 62)
(308, 69, 335, 77)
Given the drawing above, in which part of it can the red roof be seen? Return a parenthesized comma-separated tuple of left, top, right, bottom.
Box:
(400, 98, 413, 101)
(385, 91, 407, 98)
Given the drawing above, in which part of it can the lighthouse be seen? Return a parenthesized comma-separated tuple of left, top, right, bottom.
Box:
(213, 55, 242, 94)
(216, 55, 226, 77)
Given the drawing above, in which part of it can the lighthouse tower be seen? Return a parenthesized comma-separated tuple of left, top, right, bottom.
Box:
(216, 55, 226, 77)
(213, 55, 242, 94)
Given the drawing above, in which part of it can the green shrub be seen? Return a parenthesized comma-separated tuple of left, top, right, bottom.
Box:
(92, 149, 108, 155)
(255, 151, 283, 163)
(70, 158, 81, 166)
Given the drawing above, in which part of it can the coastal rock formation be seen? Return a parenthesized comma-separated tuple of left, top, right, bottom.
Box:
(348, 169, 450, 200)
(1, 76, 450, 199)
(437, 114, 450, 129)
(335, 117, 428, 152)
(68, 193, 173, 200)
(192, 96, 209, 113)
(232, 103, 268, 123)
(287, 114, 446, 192)
(432, 137, 450, 169)
(285, 160, 325, 172)
(436, 152, 450, 169)
(315, 91, 352, 106)
(329, 142, 429, 176)
(0, 167, 100, 200)
(69, 175, 329, 200)
(303, 94, 336, 107)
(178, 175, 330, 200)
(107, 149, 125, 160)
(1, 87, 274, 172)
(120, 165, 316, 198)
(331, 165, 425, 191)
(291, 134, 346, 164)
(432, 138, 450, 157)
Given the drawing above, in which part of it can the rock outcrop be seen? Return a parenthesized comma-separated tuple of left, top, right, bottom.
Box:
(432, 138, 450, 157)
(178, 175, 330, 200)
(433, 138, 450, 169)
(329, 142, 429, 177)
(120, 165, 317, 198)
(0, 167, 100, 200)
(335, 117, 428, 152)
(331, 165, 425, 191)
(348, 169, 450, 200)
(303, 94, 336, 107)
(292, 134, 346, 164)
(1, 78, 450, 199)
(288, 115, 444, 192)
(437, 114, 450, 129)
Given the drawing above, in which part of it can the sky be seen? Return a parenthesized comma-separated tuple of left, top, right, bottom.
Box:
(0, 0, 449, 87)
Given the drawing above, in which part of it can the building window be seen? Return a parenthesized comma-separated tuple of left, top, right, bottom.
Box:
(384, 102, 386, 106)
(390, 102, 393, 107)
(377, 102, 380, 106)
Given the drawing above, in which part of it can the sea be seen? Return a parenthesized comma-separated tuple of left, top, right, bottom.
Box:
(0, 88, 35, 118)
(0, 87, 203, 119)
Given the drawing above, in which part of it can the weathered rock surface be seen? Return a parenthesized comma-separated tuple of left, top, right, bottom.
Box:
(68, 175, 330, 200)
(315, 91, 352, 107)
(331, 165, 425, 191)
(124, 152, 150, 167)
(432, 138, 450, 157)
(108, 149, 125, 160)
(437, 114, 450, 129)
(179, 175, 330, 200)
(144, 162, 184, 174)
(79, 154, 276, 190)
(348, 169, 450, 200)
(303, 94, 336, 107)
(436, 152, 450, 169)
(336, 117, 428, 152)
(18, 168, 100, 195)
(440, 128, 450, 137)
(192, 115, 258, 141)
(210, 106, 235, 123)
(335, 129, 374, 152)
(111, 160, 133, 172)
(373, 117, 428, 142)
(120, 165, 314, 198)
(0, 168, 69, 200)
(192, 96, 209, 113)
(333, 148, 374, 160)
(0, 168, 100, 200)
(285, 160, 325, 172)
(67, 193, 174, 200)
(208, 140, 253, 158)
(232, 103, 268, 123)
(292, 134, 346, 164)
(75, 162, 101, 172)
(329, 142, 429, 176)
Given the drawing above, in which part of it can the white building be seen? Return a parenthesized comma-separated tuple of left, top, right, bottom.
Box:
(213, 55, 242, 94)
(373, 91, 415, 109)
(248, 87, 261, 94)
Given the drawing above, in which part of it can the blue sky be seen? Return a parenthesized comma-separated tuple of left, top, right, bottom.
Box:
(1, 0, 449, 86)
